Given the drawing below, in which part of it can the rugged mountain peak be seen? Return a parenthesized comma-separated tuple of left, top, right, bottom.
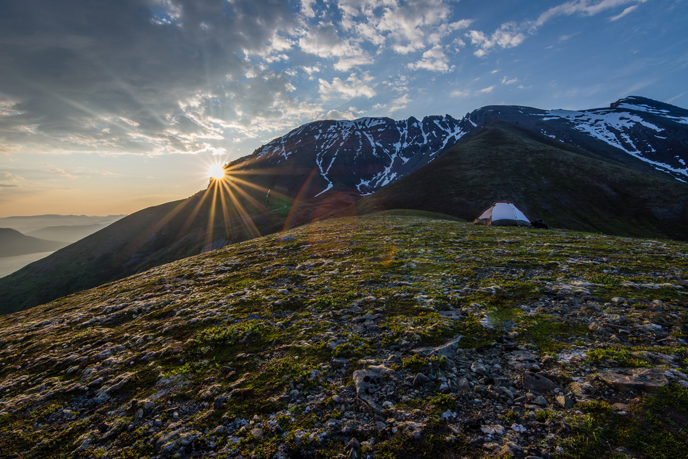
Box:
(247, 114, 468, 197)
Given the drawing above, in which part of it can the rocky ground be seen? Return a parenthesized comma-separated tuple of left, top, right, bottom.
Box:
(1, 212, 687, 459)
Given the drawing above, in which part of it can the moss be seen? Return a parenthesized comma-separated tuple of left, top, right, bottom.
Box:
(558, 385, 688, 459)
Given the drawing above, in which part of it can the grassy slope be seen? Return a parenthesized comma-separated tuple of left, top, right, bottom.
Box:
(0, 214, 687, 458)
(355, 125, 688, 240)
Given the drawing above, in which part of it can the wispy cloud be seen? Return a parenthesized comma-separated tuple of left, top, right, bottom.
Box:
(44, 166, 77, 180)
(319, 74, 376, 100)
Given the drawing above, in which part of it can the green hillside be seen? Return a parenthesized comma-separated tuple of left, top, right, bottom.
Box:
(1, 214, 687, 458)
(355, 125, 688, 240)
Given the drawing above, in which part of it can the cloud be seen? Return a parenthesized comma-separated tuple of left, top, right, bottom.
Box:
(44, 166, 77, 179)
(450, 89, 470, 98)
(0, 0, 306, 157)
(501, 76, 518, 85)
(407, 45, 454, 73)
(334, 55, 375, 72)
(319, 74, 376, 100)
(336, 0, 471, 55)
(300, 0, 317, 18)
(479, 86, 495, 94)
(609, 4, 640, 21)
(389, 94, 411, 113)
(465, 0, 646, 56)
(0, 172, 24, 182)
(466, 23, 526, 57)
(533, 0, 647, 28)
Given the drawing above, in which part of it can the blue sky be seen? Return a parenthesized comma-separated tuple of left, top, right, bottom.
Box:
(0, 0, 686, 216)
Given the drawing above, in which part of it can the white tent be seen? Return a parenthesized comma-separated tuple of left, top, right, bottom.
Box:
(473, 201, 531, 227)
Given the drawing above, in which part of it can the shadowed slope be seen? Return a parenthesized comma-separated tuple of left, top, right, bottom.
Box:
(354, 125, 688, 240)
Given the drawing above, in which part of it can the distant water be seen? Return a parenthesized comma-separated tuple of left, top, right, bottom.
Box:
(0, 251, 54, 278)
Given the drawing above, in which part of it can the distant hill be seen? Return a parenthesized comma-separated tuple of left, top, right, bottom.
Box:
(26, 224, 112, 243)
(0, 214, 125, 234)
(0, 228, 68, 258)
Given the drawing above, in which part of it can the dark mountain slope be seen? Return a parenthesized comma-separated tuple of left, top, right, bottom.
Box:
(0, 228, 68, 257)
(354, 125, 688, 240)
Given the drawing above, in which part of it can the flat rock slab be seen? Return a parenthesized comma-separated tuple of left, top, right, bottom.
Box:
(507, 350, 541, 371)
(412, 336, 463, 359)
(597, 368, 669, 391)
(522, 372, 557, 393)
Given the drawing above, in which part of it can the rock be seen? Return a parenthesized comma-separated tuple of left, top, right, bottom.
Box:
(511, 423, 527, 433)
(597, 368, 669, 391)
(507, 351, 541, 371)
(400, 421, 424, 439)
(411, 336, 462, 359)
(280, 235, 296, 242)
(213, 395, 226, 411)
(471, 362, 489, 376)
(612, 402, 628, 412)
(413, 373, 430, 387)
(522, 372, 557, 393)
(481, 424, 505, 436)
(556, 394, 576, 409)
(479, 316, 495, 329)
(345, 437, 361, 459)
(589, 321, 609, 335)
(532, 396, 549, 407)
(457, 378, 471, 392)
(250, 428, 264, 439)
(352, 369, 384, 411)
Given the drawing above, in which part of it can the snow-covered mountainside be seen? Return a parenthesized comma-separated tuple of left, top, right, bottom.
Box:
(234, 96, 688, 199)
(250, 115, 468, 196)
(470, 96, 688, 182)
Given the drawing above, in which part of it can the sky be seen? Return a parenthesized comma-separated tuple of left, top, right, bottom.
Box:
(0, 0, 686, 217)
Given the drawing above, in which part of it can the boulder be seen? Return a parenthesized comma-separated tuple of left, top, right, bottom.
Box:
(522, 372, 557, 393)
(597, 368, 669, 391)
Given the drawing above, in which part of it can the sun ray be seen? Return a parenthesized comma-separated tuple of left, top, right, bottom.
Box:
(282, 168, 318, 234)
(228, 176, 293, 202)
(216, 179, 234, 241)
(220, 180, 261, 239)
(177, 187, 213, 240)
(226, 179, 269, 214)
(203, 180, 220, 251)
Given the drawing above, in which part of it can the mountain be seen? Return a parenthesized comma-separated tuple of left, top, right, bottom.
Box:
(236, 95, 688, 201)
(1, 213, 687, 458)
(26, 224, 117, 243)
(0, 96, 686, 314)
(0, 228, 68, 257)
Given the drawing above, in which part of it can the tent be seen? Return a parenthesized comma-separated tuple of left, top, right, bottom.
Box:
(473, 201, 531, 227)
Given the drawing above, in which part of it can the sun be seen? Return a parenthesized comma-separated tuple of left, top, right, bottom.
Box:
(209, 164, 226, 180)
